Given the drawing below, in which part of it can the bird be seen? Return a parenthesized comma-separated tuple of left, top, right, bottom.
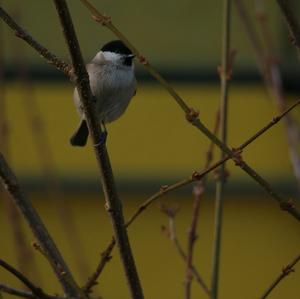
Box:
(70, 40, 137, 147)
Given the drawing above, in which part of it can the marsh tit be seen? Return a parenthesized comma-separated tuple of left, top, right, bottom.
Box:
(70, 40, 137, 147)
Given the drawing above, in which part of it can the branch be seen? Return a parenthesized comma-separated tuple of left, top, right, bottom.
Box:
(80, 0, 300, 221)
(184, 109, 220, 298)
(260, 253, 300, 299)
(128, 95, 300, 223)
(0, 7, 71, 75)
(0, 155, 84, 298)
(0, 285, 34, 299)
(160, 206, 210, 297)
(0, 284, 65, 299)
(276, 0, 300, 53)
(185, 183, 206, 299)
(52, 1, 144, 299)
(211, 1, 232, 298)
(0, 259, 48, 299)
(84, 99, 300, 293)
(83, 239, 115, 293)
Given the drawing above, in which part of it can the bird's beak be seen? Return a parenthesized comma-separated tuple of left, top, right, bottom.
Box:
(127, 54, 135, 59)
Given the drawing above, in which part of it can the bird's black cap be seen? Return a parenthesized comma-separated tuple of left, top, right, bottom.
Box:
(101, 40, 132, 55)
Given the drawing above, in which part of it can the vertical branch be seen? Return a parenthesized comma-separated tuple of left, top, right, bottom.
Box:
(184, 183, 205, 299)
(52, 1, 144, 298)
(0, 1, 8, 182)
(184, 110, 220, 298)
(162, 211, 211, 297)
(211, 1, 232, 298)
(0, 154, 84, 298)
(0, 13, 10, 297)
(0, 1, 7, 154)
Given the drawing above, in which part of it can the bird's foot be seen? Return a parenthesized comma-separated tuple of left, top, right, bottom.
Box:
(93, 131, 108, 148)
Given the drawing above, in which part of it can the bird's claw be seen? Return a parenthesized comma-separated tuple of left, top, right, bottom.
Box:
(93, 131, 108, 148)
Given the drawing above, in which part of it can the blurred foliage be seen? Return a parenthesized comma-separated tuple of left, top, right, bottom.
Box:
(2, 0, 299, 73)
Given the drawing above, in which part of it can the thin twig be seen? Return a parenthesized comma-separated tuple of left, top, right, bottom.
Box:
(276, 0, 300, 53)
(0, 7, 70, 75)
(184, 110, 220, 298)
(83, 239, 115, 293)
(238, 100, 300, 149)
(259, 253, 300, 299)
(211, 1, 232, 298)
(185, 183, 206, 299)
(128, 96, 300, 223)
(163, 214, 211, 296)
(84, 100, 300, 293)
(52, 1, 144, 299)
(0, 260, 47, 299)
(160, 203, 211, 296)
(0, 155, 84, 298)
(79, 0, 300, 221)
(0, 284, 65, 299)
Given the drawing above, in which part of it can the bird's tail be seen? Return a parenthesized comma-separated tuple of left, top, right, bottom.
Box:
(70, 120, 89, 147)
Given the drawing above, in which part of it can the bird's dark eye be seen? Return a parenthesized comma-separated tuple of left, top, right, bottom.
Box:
(123, 55, 135, 66)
